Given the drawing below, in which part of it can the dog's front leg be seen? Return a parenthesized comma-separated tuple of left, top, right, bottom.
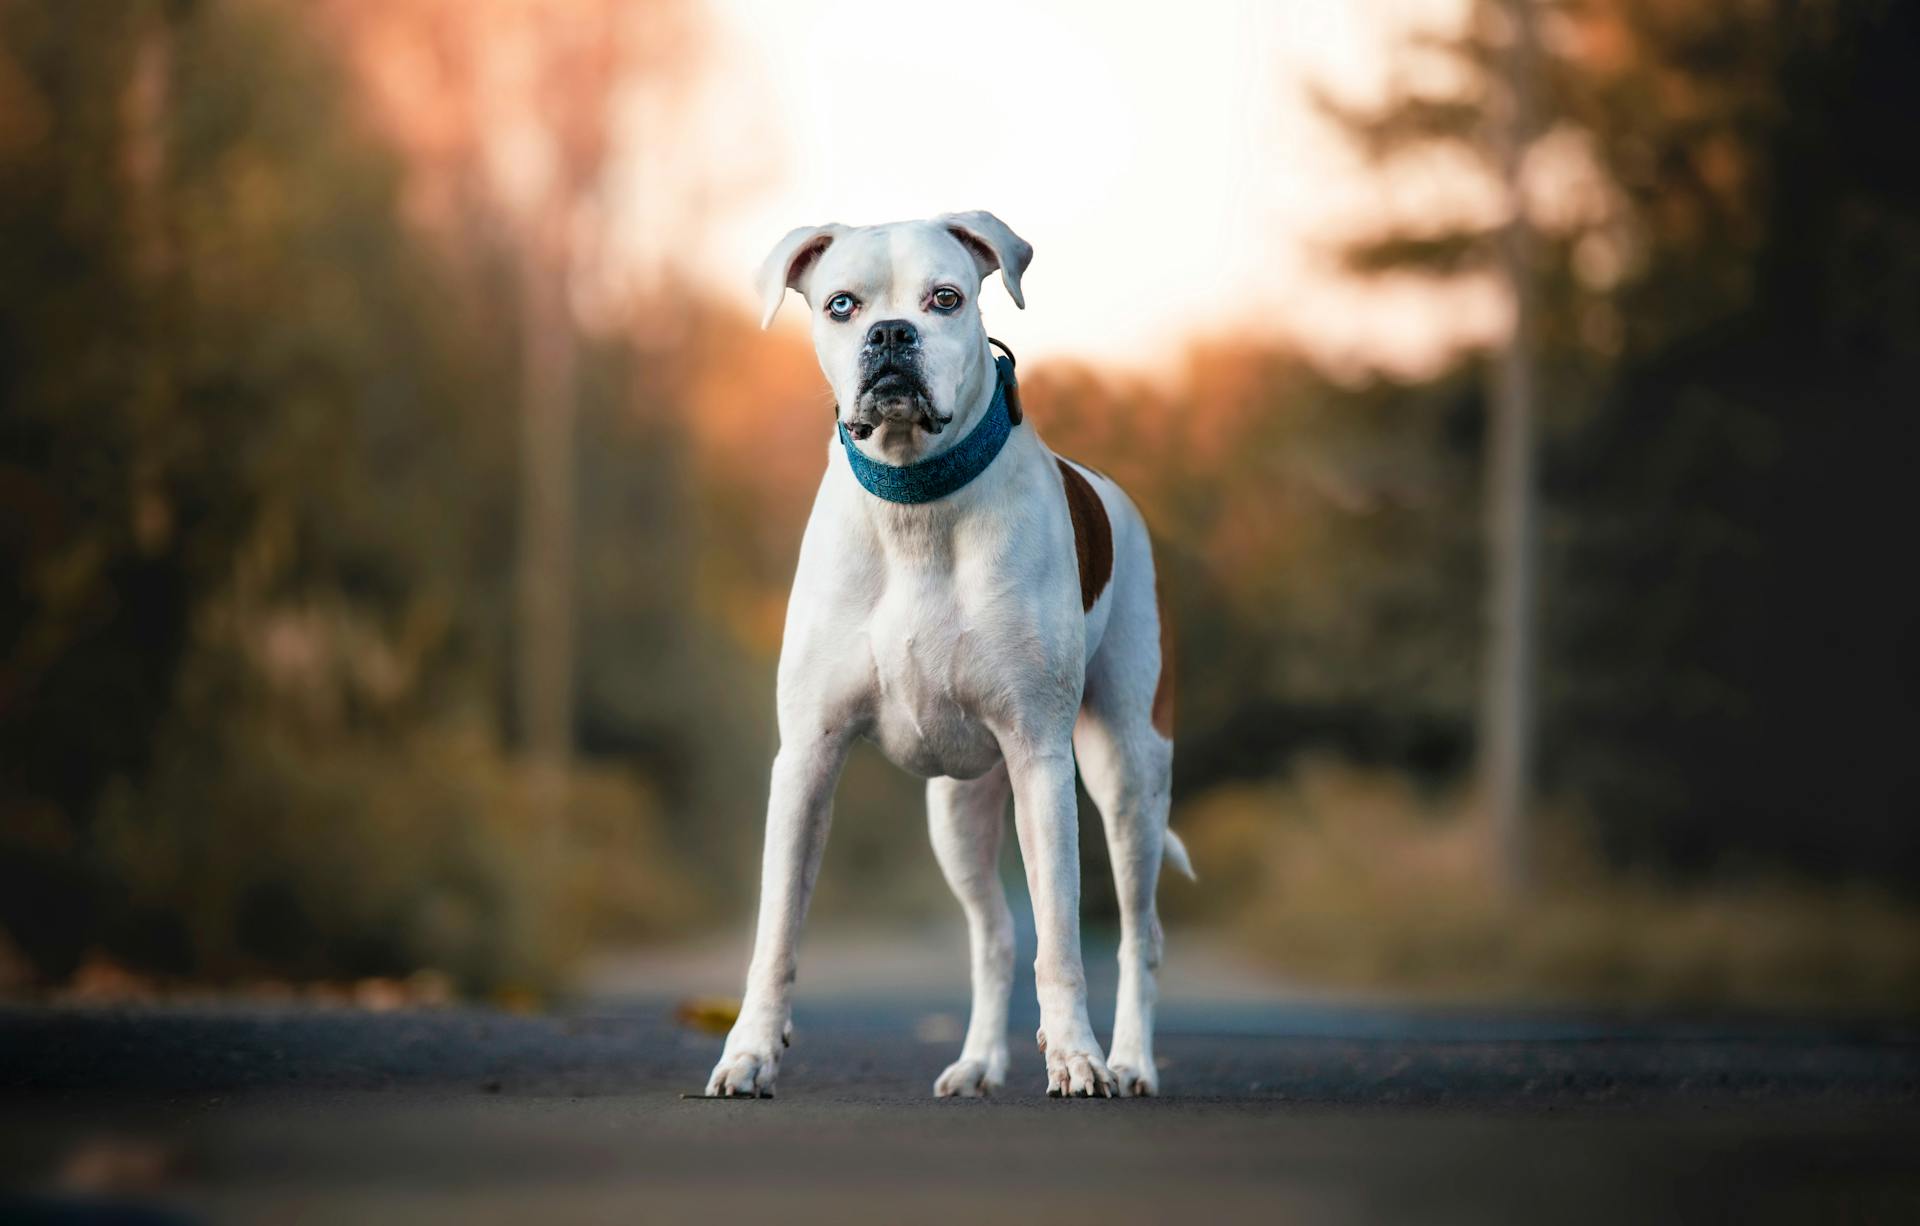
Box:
(705, 737, 849, 1097)
(1007, 742, 1116, 1098)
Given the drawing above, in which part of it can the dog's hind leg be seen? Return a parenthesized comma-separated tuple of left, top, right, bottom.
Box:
(927, 763, 1015, 1097)
(1075, 569, 1179, 1096)
(1076, 712, 1172, 1096)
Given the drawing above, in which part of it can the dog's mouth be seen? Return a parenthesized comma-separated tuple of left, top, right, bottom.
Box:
(846, 367, 947, 440)
(863, 369, 920, 400)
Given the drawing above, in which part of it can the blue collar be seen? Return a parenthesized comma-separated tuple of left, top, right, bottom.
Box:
(837, 354, 1018, 504)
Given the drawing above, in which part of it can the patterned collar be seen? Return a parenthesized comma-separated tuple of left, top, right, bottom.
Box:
(837, 350, 1019, 504)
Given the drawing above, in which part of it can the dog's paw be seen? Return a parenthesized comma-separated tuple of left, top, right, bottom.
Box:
(933, 1052, 1005, 1098)
(1109, 1058, 1160, 1097)
(1038, 1030, 1115, 1098)
(704, 1016, 791, 1098)
(705, 1047, 779, 1098)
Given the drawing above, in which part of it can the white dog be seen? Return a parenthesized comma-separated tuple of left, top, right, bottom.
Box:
(705, 211, 1189, 1100)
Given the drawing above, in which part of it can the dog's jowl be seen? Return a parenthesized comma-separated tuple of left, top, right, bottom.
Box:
(706, 212, 1192, 1101)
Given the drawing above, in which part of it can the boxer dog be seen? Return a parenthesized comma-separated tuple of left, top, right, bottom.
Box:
(705, 212, 1189, 1100)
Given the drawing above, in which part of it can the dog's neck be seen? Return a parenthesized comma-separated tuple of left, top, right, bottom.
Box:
(837, 347, 1022, 516)
(847, 340, 998, 467)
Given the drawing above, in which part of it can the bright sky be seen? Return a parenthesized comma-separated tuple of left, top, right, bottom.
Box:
(615, 0, 1493, 376)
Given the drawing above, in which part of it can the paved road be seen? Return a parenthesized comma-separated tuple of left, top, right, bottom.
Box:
(1, 983, 1916, 1224)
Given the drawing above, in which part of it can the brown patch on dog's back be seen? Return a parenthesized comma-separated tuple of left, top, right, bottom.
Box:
(1152, 580, 1175, 738)
(1057, 460, 1113, 612)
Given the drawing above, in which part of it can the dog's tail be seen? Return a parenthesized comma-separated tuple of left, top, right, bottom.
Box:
(1162, 828, 1197, 882)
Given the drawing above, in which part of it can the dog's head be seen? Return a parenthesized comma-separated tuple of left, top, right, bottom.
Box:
(756, 212, 1032, 462)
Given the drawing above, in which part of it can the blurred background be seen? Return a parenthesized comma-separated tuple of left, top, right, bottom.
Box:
(3, 0, 1917, 1014)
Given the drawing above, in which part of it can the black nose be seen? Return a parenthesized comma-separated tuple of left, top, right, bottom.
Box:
(864, 318, 918, 351)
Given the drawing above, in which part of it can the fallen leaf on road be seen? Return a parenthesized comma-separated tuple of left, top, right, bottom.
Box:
(491, 985, 545, 1014)
(58, 1136, 185, 1194)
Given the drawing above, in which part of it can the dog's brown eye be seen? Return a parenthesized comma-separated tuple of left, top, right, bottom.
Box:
(930, 287, 962, 312)
(826, 293, 858, 321)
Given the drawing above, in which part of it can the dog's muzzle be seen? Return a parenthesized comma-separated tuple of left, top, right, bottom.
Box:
(845, 317, 948, 439)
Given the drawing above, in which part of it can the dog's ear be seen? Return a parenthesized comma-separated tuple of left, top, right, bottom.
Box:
(756, 223, 844, 329)
(939, 211, 1033, 309)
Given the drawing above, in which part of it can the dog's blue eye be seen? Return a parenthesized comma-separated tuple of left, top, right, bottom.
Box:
(826, 293, 858, 321)
(930, 287, 962, 312)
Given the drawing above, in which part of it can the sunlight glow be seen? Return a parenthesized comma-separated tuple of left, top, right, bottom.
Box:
(618, 0, 1483, 375)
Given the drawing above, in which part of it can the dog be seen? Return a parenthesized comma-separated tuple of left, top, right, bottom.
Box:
(704, 211, 1190, 1100)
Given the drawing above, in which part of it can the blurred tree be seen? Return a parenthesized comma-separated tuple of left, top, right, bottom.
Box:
(3, 0, 182, 976)
(325, 0, 703, 833)
(1320, 0, 1920, 888)
(1, 0, 501, 974)
(1547, 0, 1920, 880)
(0, 0, 706, 985)
(328, 0, 786, 913)
(1022, 348, 1483, 802)
(1320, 0, 1568, 899)
(1483, 0, 1544, 898)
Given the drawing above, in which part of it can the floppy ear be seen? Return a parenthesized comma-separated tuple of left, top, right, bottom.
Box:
(755, 223, 844, 329)
(939, 210, 1034, 309)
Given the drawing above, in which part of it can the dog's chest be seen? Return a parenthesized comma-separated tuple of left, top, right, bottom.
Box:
(863, 568, 1005, 780)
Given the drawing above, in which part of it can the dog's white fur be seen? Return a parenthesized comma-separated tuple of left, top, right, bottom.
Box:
(706, 212, 1188, 1100)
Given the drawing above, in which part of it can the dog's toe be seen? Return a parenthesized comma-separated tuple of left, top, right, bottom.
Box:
(1044, 1045, 1116, 1100)
(1110, 1061, 1160, 1097)
(933, 1056, 1003, 1098)
(705, 1049, 778, 1099)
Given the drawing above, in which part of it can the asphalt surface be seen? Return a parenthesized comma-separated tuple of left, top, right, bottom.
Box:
(1, 983, 1916, 1225)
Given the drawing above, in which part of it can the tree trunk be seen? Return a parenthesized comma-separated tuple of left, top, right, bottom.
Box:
(1481, 0, 1539, 900)
(515, 208, 576, 828)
